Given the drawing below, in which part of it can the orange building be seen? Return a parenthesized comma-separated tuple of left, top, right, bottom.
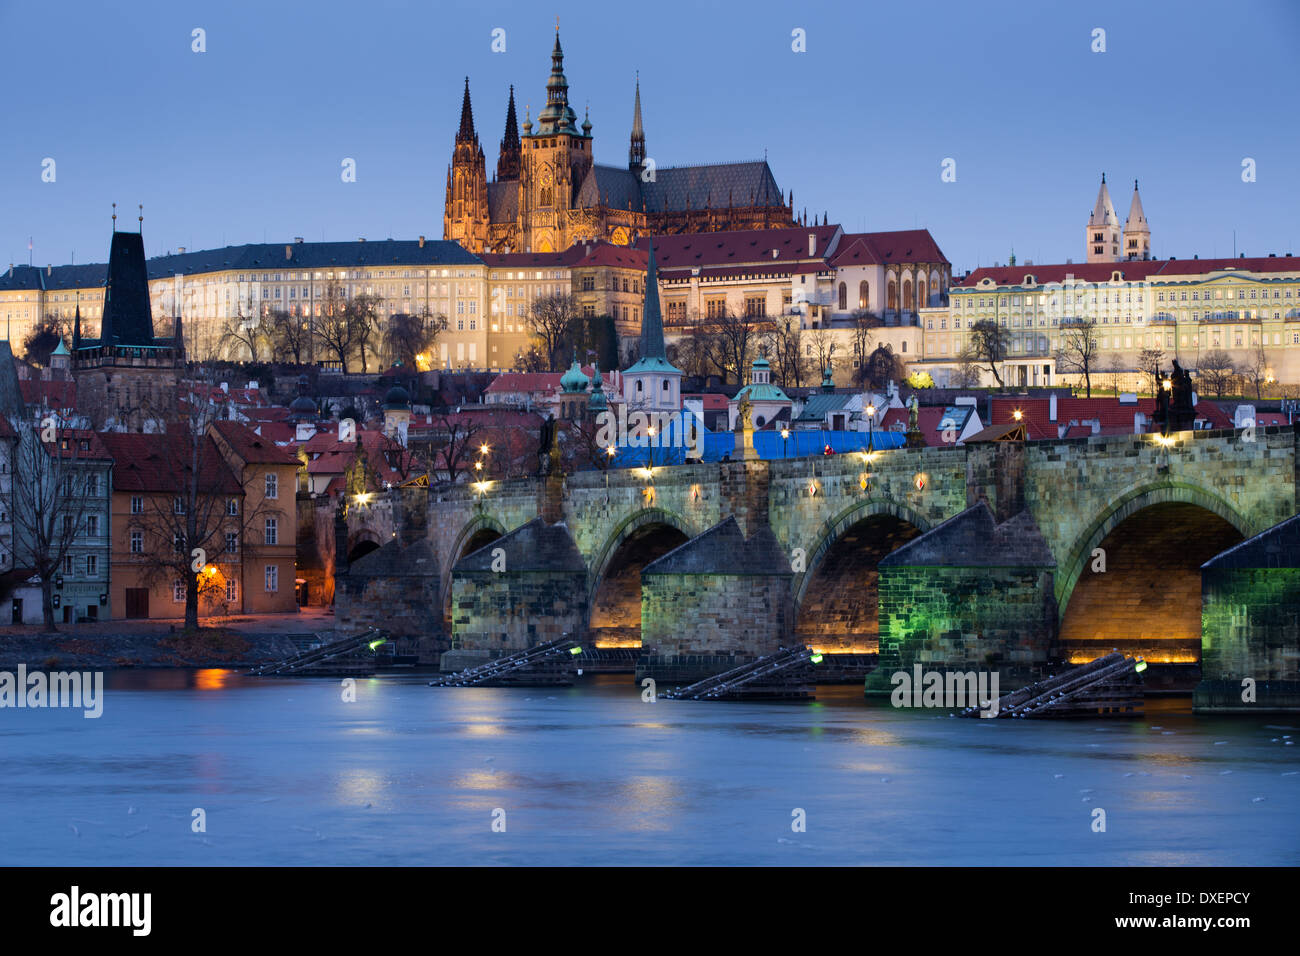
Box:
(208, 421, 301, 613)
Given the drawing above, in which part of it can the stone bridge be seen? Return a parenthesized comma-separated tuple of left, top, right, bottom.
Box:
(337, 425, 1300, 709)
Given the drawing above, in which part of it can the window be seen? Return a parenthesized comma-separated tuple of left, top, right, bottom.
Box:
(265, 565, 279, 592)
(85, 555, 97, 576)
(265, 518, 278, 546)
(130, 530, 143, 554)
(226, 579, 238, 603)
(174, 497, 186, 514)
(130, 495, 143, 515)
(225, 532, 239, 554)
(174, 580, 186, 603)
(86, 475, 100, 496)
(265, 473, 278, 499)
(226, 499, 238, 516)
(85, 515, 99, 536)
(63, 555, 74, 574)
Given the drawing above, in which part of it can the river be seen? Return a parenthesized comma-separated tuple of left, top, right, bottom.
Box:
(2, 670, 1297, 865)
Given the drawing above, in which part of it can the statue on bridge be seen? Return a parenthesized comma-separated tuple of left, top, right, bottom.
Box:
(1162, 359, 1196, 432)
(538, 414, 559, 477)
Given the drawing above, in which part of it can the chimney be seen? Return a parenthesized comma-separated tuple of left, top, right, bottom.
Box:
(1049, 393, 1057, 422)
(285, 245, 293, 261)
(808, 233, 817, 256)
(771, 249, 778, 259)
(47, 264, 52, 276)
(418, 236, 426, 248)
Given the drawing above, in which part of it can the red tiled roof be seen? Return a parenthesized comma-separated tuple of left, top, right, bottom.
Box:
(18, 379, 77, 409)
(44, 429, 113, 461)
(990, 396, 1236, 436)
(250, 421, 296, 444)
(212, 420, 300, 465)
(957, 256, 1300, 290)
(635, 225, 841, 269)
(830, 229, 949, 267)
(99, 432, 241, 493)
(683, 393, 730, 411)
(877, 406, 972, 446)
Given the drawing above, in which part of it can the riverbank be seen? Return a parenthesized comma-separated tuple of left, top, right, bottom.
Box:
(0, 608, 332, 670)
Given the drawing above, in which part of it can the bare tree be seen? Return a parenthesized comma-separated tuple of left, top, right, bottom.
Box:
(1242, 340, 1271, 400)
(1138, 347, 1166, 396)
(429, 413, 484, 484)
(849, 310, 877, 379)
(315, 281, 358, 373)
(1197, 349, 1239, 399)
(350, 292, 382, 374)
(268, 309, 312, 365)
(1100, 354, 1125, 394)
(21, 315, 67, 368)
(1054, 319, 1100, 397)
(218, 305, 270, 362)
(808, 326, 837, 378)
(762, 314, 808, 390)
(527, 293, 578, 371)
(705, 309, 761, 385)
(8, 419, 97, 629)
(383, 309, 446, 369)
(856, 344, 905, 391)
(967, 319, 1010, 386)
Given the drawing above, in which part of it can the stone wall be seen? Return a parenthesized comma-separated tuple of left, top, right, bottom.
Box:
(451, 570, 589, 650)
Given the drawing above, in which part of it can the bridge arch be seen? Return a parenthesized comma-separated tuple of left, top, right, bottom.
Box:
(587, 506, 695, 647)
(346, 530, 382, 564)
(442, 513, 508, 626)
(792, 497, 932, 654)
(1057, 481, 1252, 664)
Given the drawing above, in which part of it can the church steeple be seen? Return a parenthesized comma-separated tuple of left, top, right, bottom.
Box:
(1123, 178, 1151, 261)
(640, 239, 666, 361)
(1085, 172, 1121, 263)
(456, 76, 478, 144)
(497, 85, 521, 181)
(629, 74, 646, 172)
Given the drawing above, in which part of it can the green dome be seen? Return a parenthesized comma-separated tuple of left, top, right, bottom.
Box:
(560, 360, 590, 393)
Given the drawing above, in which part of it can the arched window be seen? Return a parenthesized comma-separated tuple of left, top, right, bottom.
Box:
(903, 279, 914, 312)
(859, 281, 869, 310)
(662, 380, 670, 393)
(838, 282, 847, 311)
(887, 280, 898, 312)
(540, 187, 553, 207)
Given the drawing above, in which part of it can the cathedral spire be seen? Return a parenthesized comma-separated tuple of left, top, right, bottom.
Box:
(497, 85, 521, 181)
(536, 28, 578, 135)
(457, 77, 477, 143)
(629, 74, 646, 171)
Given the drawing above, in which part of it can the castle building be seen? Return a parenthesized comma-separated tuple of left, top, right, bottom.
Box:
(443, 30, 795, 255)
(1086, 174, 1151, 263)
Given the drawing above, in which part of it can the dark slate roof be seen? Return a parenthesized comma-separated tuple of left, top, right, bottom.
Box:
(1202, 514, 1300, 570)
(648, 162, 782, 213)
(577, 165, 642, 211)
(2, 240, 483, 294)
(348, 538, 439, 577)
(880, 503, 1056, 568)
(487, 181, 520, 224)
(100, 231, 157, 347)
(644, 516, 790, 576)
(454, 517, 586, 573)
(575, 161, 783, 215)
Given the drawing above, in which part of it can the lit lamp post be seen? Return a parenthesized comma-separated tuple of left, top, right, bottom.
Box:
(646, 425, 656, 469)
(865, 403, 876, 450)
(781, 426, 790, 459)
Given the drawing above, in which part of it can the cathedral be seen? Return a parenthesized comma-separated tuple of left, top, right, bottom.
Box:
(443, 30, 796, 255)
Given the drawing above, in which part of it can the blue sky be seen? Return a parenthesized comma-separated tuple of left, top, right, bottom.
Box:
(2, 0, 1297, 274)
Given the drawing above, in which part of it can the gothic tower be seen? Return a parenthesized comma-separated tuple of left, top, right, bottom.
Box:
(1122, 179, 1151, 261)
(443, 77, 490, 252)
(629, 75, 646, 175)
(496, 85, 521, 182)
(1085, 173, 1121, 263)
(519, 29, 593, 253)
